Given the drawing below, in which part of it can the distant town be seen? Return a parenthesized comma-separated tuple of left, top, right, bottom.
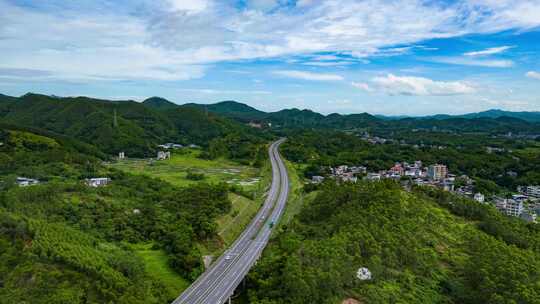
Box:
(312, 161, 540, 223)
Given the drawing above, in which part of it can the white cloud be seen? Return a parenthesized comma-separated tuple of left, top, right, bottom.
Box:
(430, 57, 514, 67)
(372, 74, 476, 96)
(464, 45, 514, 56)
(1, 0, 539, 84)
(273, 70, 344, 81)
(166, 0, 209, 13)
(351, 82, 372, 92)
(526, 71, 540, 80)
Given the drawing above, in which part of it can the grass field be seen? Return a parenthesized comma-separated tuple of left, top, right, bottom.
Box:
(109, 149, 261, 190)
(277, 160, 312, 229)
(130, 243, 190, 299)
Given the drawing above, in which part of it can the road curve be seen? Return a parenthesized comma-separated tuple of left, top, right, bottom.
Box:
(172, 139, 289, 304)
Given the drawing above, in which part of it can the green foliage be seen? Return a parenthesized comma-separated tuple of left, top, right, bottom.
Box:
(186, 170, 205, 180)
(245, 181, 540, 303)
(0, 127, 236, 303)
(0, 94, 266, 158)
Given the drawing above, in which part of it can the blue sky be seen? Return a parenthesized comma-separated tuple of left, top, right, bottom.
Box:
(1, 0, 539, 115)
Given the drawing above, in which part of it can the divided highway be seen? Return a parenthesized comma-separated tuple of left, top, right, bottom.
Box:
(172, 139, 289, 304)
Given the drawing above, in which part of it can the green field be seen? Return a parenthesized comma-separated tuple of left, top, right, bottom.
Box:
(112, 148, 273, 286)
(130, 243, 190, 299)
(109, 149, 261, 189)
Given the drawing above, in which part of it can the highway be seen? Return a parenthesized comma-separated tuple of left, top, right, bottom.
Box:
(171, 138, 289, 304)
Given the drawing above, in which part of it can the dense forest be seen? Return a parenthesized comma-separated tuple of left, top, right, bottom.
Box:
(0, 127, 239, 303)
(0, 94, 268, 160)
(244, 181, 540, 303)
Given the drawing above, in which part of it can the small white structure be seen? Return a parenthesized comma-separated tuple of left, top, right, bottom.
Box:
(312, 176, 325, 184)
(17, 177, 39, 187)
(474, 193, 485, 203)
(157, 151, 171, 160)
(356, 267, 372, 281)
(118, 152, 125, 160)
(132, 209, 141, 215)
(86, 177, 111, 187)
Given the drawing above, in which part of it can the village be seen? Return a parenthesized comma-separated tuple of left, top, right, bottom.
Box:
(311, 161, 540, 223)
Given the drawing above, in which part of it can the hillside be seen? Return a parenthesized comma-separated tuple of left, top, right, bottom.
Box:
(0, 126, 237, 303)
(0, 94, 260, 157)
(245, 181, 540, 303)
(142, 97, 180, 110)
(184, 100, 268, 122)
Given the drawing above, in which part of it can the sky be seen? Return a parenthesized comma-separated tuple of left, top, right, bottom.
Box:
(0, 0, 540, 115)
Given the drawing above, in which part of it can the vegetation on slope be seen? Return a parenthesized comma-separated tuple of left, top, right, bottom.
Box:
(0, 126, 250, 303)
(0, 94, 267, 159)
(245, 181, 540, 304)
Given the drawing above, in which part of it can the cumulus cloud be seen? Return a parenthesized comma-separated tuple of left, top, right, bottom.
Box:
(372, 74, 476, 96)
(273, 70, 344, 81)
(526, 71, 540, 80)
(351, 82, 372, 92)
(1, 0, 539, 83)
(464, 46, 514, 56)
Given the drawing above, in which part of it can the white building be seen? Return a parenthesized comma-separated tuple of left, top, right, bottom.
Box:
(312, 176, 325, 184)
(365, 173, 381, 181)
(16, 177, 39, 187)
(505, 199, 524, 217)
(157, 151, 171, 160)
(519, 186, 540, 199)
(474, 193, 485, 203)
(86, 177, 111, 187)
(118, 151, 125, 160)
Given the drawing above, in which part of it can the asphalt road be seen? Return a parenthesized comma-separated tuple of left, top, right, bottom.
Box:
(171, 139, 289, 304)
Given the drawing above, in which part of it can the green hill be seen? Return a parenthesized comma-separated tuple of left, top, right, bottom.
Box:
(0, 94, 260, 157)
(0, 126, 235, 303)
(142, 97, 179, 110)
(184, 100, 268, 122)
(246, 181, 540, 303)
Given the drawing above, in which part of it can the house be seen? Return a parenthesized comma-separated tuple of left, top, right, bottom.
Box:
(118, 152, 125, 160)
(390, 163, 404, 176)
(341, 172, 357, 183)
(365, 173, 381, 181)
(86, 177, 111, 187)
(519, 185, 540, 198)
(312, 176, 325, 184)
(474, 193, 485, 203)
(157, 151, 171, 160)
(16, 177, 39, 187)
(440, 179, 454, 192)
(427, 164, 447, 181)
(505, 199, 524, 217)
(248, 122, 263, 128)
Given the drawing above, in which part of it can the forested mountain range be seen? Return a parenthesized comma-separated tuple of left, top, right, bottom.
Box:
(2, 93, 539, 142)
(0, 94, 260, 157)
(185, 100, 540, 133)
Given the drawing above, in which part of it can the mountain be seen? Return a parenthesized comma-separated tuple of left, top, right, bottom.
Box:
(142, 96, 179, 110)
(184, 100, 268, 121)
(0, 94, 255, 157)
(458, 109, 540, 122)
